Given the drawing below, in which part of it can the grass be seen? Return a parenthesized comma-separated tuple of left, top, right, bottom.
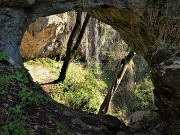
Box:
(47, 60, 107, 113)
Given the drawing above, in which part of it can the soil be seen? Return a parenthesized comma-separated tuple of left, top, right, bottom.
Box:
(24, 60, 57, 93)
(0, 61, 177, 135)
(0, 62, 126, 135)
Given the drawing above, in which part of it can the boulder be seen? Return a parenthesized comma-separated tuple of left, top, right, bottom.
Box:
(20, 13, 74, 60)
(125, 111, 159, 134)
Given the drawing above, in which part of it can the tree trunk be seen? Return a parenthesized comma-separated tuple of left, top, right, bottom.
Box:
(54, 13, 91, 83)
(66, 12, 82, 54)
(98, 50, 135, 115)
(53, 58, 70, 83)
(71, 14, 91, 55)
(52, 12, 82, 83)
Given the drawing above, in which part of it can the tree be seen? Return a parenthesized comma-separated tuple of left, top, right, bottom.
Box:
(98, 50, 135, 115)
(53, 13, 91, 83)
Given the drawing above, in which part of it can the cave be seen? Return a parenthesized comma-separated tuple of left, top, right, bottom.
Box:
(0, 0, 180, 121)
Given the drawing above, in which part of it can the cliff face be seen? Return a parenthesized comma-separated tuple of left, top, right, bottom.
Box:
(87, 0, 180, 118)
(20, 12, 122, 64)
(0, 0, 180, 119)
(20, 12, 75, 60)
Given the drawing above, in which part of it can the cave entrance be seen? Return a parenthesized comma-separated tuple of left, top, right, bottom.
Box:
(20, 11, 155, 119)
(1, 0, 179, 119)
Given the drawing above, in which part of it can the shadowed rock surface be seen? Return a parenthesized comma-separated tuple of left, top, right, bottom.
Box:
(0, 62, 126, 135)
(0, 0, 179, 129)
(20, 12, 75, 60)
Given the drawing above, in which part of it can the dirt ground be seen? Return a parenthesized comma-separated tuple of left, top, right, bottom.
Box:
(24, 60, 58, 92)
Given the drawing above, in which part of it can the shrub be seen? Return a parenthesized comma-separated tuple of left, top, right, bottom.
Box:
(0, 51, 8, 62)
(50, 62, 107, 113)
(112, 76, 155, 117)
(131, 77, 155, 112)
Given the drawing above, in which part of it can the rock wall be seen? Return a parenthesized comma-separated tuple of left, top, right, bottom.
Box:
(20, 12, 75, 60)
(20, 12, 123, 63)
(0, 0, 179, 119)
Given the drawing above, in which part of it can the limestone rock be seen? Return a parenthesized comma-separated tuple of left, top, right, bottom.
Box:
(1, 0, 180, 120)
(20, 13, 73, 60)
(126, 111, 158, 130)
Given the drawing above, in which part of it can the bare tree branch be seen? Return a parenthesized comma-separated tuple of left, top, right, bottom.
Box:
(98, 50, 135, 115)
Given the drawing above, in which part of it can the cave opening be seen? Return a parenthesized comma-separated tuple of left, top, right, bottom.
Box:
(20, 11, 155, 121)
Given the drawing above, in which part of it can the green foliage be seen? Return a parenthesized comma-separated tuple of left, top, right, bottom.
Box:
(0, 67, 49, 135)
(1, 122, 27, 135)
(55, 121, 68, 135)
(129, 112, 159, 133)
(19, 87, 43, 105)
(50, 62, 107, 113)
(133, 55, 149, 82)
(9, 105, 22, 114)
(139, 114, 158, 130)
(0, 76, 12, 84)
(174, 120, 180, 134)
(0, 68, 30, 85)
(39, 58, 58, 69)
(0, 52, 8, 62)
(113, 76, 155, 117)
(0, 89, 8, 95)
(1, 104, 27, 135)
(131, 77, 155, 112)
(13, 70, 30, 84)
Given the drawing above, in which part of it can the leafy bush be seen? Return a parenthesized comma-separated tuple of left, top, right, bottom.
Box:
(112, 76, 155, 117)
(0, 51, 8, 62)
(131, 77, 155, 111)
(2, 122, 27, 135)
(50, 62, 107, 113)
